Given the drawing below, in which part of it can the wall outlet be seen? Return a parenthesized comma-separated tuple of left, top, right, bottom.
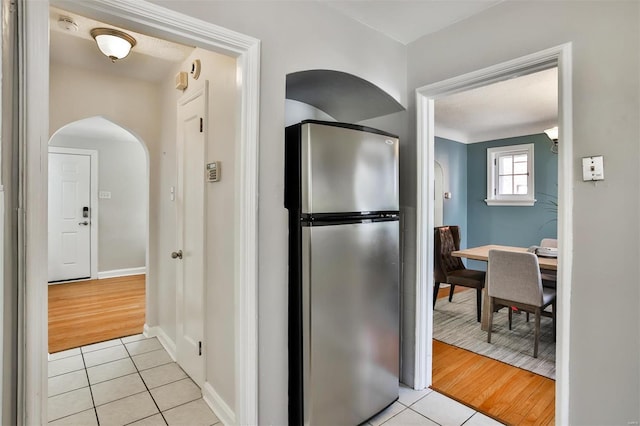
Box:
(99, 191, 111, 199)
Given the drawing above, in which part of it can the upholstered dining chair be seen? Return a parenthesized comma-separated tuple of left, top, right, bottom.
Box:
(486, 249, 556, 358)
(433, 226, 486, 322)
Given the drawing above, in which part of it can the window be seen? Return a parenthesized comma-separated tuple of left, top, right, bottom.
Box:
(485, 144, 535, 206)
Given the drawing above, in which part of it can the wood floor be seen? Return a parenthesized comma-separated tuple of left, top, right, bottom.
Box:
(433, 288, 555, 425)
(48, 275, 145, 353)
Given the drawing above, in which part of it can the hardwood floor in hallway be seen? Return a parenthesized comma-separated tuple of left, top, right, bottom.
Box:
(432, 287, 555, 425)
(48, 274, 145, 353)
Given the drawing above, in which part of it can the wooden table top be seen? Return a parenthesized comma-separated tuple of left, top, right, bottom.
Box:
(452, 244, 557, 271)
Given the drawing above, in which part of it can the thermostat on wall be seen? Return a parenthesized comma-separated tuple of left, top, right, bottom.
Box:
(207, 161, 221, 182)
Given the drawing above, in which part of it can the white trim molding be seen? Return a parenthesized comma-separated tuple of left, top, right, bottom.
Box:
(97, 267, 146, 279)
(21, 1, 260, 425)
(203, 382, 237, 426)
(414, 43, 573, 425)
(144, 324, 177, 361)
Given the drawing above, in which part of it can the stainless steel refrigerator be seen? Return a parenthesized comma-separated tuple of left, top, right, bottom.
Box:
(285, 120, 400, 425)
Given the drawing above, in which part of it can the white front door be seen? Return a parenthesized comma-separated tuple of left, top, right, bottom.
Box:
(48, 151, 93, 282)
(176, 83, 208, 386)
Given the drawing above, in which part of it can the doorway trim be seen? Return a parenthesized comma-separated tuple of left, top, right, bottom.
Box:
(414, 43, 573, 425)
(48, 147, 99, 281)
(20, 0, 260, 424)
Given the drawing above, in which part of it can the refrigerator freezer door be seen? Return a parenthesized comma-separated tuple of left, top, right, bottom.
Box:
(301, 123, 399, 214)
(302, 220, 399, 425)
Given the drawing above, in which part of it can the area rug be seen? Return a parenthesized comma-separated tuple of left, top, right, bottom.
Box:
(433, 289, 556, 379)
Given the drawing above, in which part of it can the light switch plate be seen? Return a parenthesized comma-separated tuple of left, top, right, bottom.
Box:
(582, 156, 604, 181)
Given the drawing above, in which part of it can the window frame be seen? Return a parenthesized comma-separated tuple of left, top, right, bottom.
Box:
(485, 143, 536, 206)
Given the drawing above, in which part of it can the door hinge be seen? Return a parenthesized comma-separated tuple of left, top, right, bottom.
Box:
(198, 341, 202, 356)
(199, 117, 203, 133)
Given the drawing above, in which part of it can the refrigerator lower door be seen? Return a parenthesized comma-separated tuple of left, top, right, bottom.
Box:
(302, 220, 399, 425)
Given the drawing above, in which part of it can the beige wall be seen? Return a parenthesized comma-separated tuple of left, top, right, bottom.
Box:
(49, 63, 162, 307)
(407, 1, 640, 424)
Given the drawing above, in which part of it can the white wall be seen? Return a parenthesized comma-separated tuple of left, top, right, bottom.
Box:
(157, 47, 239, 409)
(49, 129, 147, 273)
(148, 2, 408, 423)
(407, 2, 640, 424)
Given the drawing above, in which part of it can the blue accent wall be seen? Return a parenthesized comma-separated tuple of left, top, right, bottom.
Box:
(435, 133, 558, 270)
(467, 134, 558, 268)
(435, 137, 468, 248)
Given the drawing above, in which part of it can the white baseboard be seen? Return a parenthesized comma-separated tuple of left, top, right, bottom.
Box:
(202, 382, 236, 426)
(144, 324, 176, 361)
(98, 267, 146, 279)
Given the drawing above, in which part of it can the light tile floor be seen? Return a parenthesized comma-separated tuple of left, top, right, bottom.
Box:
(367, 385, 505, 426)
(49, 334, 503, 426)
(48, 334, 219, 426)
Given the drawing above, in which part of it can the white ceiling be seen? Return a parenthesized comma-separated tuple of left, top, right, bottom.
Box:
(49, 2, 557, 141)
(321, 0, 504, 45)
(435, 67, 558, 143)
(49, 7, 193, 82)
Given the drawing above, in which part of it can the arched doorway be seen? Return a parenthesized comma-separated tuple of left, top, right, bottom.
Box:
(47, 116, 149, 352)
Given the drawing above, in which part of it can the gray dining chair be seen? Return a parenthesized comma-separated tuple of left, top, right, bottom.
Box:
(486, 249, 556, 358)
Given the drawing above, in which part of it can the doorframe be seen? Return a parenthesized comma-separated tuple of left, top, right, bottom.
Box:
(414, 43, 573, 425)
(48, 147, 99, 281)
(19, 0, 260, 424)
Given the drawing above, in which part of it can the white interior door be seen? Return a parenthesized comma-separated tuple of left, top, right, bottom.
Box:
(48, 151, 93, 282)
(176, 83, 208, 386)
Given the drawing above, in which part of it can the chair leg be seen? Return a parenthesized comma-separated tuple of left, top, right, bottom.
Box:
(526, 312, 530, 322)
(487, 298, 494, 343)
(448, 285, 456, 302)
(534, 307, 541, 358)
(433, 282, 441, 308)
(508, 306, 512, 330)
(476, 288, 482, 323)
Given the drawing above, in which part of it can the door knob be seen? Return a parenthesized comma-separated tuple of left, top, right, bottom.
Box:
(78, 221, 89, 226)
(171, 250, 183, 259)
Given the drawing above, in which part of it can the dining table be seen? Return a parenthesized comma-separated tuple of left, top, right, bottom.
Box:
(451, 244, 557, 330)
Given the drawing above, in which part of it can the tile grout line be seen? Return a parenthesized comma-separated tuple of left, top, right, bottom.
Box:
(79, 345, 101, 426)
(122, 337, 170, 425)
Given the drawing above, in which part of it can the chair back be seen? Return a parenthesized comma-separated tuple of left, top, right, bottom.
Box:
(434, 226, 464, 280)
(540, 238, 557, 248)
(487, 250, 543, 306)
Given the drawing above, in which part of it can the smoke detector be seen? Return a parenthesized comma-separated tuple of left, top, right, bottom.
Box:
(58, 16, 78, 32)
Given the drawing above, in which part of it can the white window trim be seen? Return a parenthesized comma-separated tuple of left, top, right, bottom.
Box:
(485, 143, 536, 206)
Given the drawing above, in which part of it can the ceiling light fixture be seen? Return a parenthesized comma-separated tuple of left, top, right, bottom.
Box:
(90, 28, 137, 62)
(544, 126, 559, 154)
